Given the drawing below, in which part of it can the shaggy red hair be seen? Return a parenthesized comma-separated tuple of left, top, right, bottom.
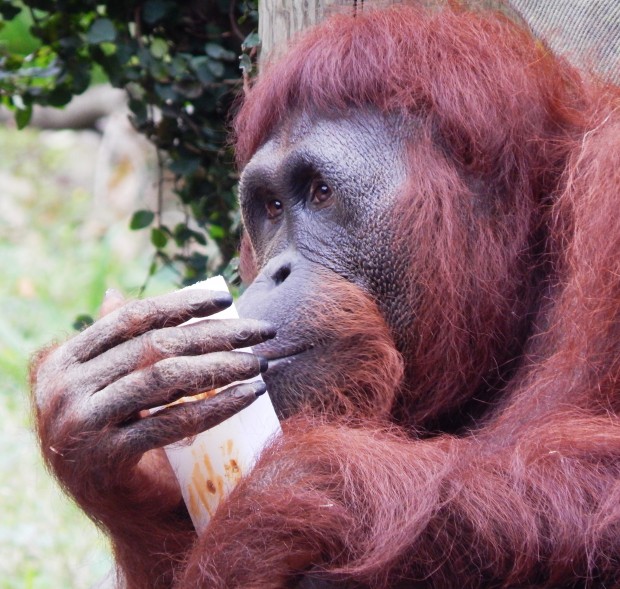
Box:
(234, 2, 585, 168)
(235, 3, 619, 426)
(33, 3, 620, 588)
(198, 3, 620, 587)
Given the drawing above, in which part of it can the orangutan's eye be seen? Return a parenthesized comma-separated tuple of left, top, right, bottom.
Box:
(310, 179, 332, 206)
(265, 198, 284, 220)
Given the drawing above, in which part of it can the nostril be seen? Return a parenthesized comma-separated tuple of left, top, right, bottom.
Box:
(272, 264, 291, 286)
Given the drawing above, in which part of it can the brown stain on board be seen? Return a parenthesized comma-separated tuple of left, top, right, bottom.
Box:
(222, 440, 242, 485)
(187, 447, 227, 518)
(184, 438, 246, 525)
(224, 458, 242, 485)
(202, 453, 217, 481)
(188, 484, 200, 517)
(189, 461, 214, 517)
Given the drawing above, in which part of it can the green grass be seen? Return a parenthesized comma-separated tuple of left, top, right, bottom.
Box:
(0, 124, 175, 588)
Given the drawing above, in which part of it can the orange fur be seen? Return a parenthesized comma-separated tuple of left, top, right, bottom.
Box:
(33, 3, 620, 587)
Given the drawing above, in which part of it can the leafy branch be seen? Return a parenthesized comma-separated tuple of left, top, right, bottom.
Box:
(0, 0, 260, 286)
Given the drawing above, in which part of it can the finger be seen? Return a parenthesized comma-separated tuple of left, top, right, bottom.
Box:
(79, 319, 276, 393)
(113, 380, 267, 455)
(66, 289, 233, 363)
(86, 351, 267, 426)
(99, 288, 126, 318)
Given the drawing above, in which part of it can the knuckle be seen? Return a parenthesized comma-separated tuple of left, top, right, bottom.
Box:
(39, 396, 92, 457)
(192, 353, 233, 389)
(119, 299, 155, 330)
(234, 328, 253, 345)
(239, 350, 260, 369)
(146, 328, 183, 358)
(189, 288, 230, 310)
(66, 400, 95, 432)
(31, 344, 75, 413)
(149, 357, 188, 388)
(30, 342, 60, 376)
(186, 292, 211, 314)
(231, 319, 276, 346)
(219, 351, 259, 376)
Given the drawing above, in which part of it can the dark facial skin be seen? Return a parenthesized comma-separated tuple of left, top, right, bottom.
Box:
(237, 111, 411, 414)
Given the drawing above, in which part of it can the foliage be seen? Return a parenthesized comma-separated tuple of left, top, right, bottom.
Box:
(0, 0, 260, 286)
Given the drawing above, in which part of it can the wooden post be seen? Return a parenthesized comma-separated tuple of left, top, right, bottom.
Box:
(258, 0, 354, 60)
(258, 2, 618, 84)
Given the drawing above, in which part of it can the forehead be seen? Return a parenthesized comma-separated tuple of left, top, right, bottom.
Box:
(240, 110, 411, 187)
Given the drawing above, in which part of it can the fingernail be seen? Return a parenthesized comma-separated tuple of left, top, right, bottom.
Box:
(212, 292, 233, 308)
(259, 321, 277, 340)
(258, 356, 268, 373)
(252, 381, 267, 397)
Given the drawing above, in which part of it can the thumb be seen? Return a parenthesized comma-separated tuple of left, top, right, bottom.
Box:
(99, 288, 127, 318)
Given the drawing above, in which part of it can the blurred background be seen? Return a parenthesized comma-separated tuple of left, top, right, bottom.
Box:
(0, 101, 179, 587)
(0, 14, 172, 586)
(0, 2, 254, 584)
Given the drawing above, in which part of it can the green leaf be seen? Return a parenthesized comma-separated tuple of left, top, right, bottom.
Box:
(191, 230, 207, 246)
(116, 40, 137, 65)
(150, 37, 168, 59)
(207, 58, 224, 78)
(69, 62, 91, 94)
(170, 54, 190, 77)
(11, 94, 25, 109)
(15, 104, 32, 129)
(126, 82, 145, 101)
(0, 0, 248, 280)
(239, 53, 253, 76)
(128, 98, 148, 126)
(143, 0, 173, 25)
(205, 43, 236, 62)
(154, 83, 176, 102)
(151, 227, 168, 248)
(187, 252, 209, 272)
(86, 18, 117, 44)
(72, 314, 94, 331)
(242, 32, 260, 50)
(99, 41, 117, 56)
(169, 157, 201, 176)
(191, 56, 214, 84)
(58, 36, 81, 51)
(137, 46, 153, 69)
(209, 224, 225, 240)
(45, 86, 73, 107)
(173, 224, 191, 246)
(129, 209, 155, 230)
